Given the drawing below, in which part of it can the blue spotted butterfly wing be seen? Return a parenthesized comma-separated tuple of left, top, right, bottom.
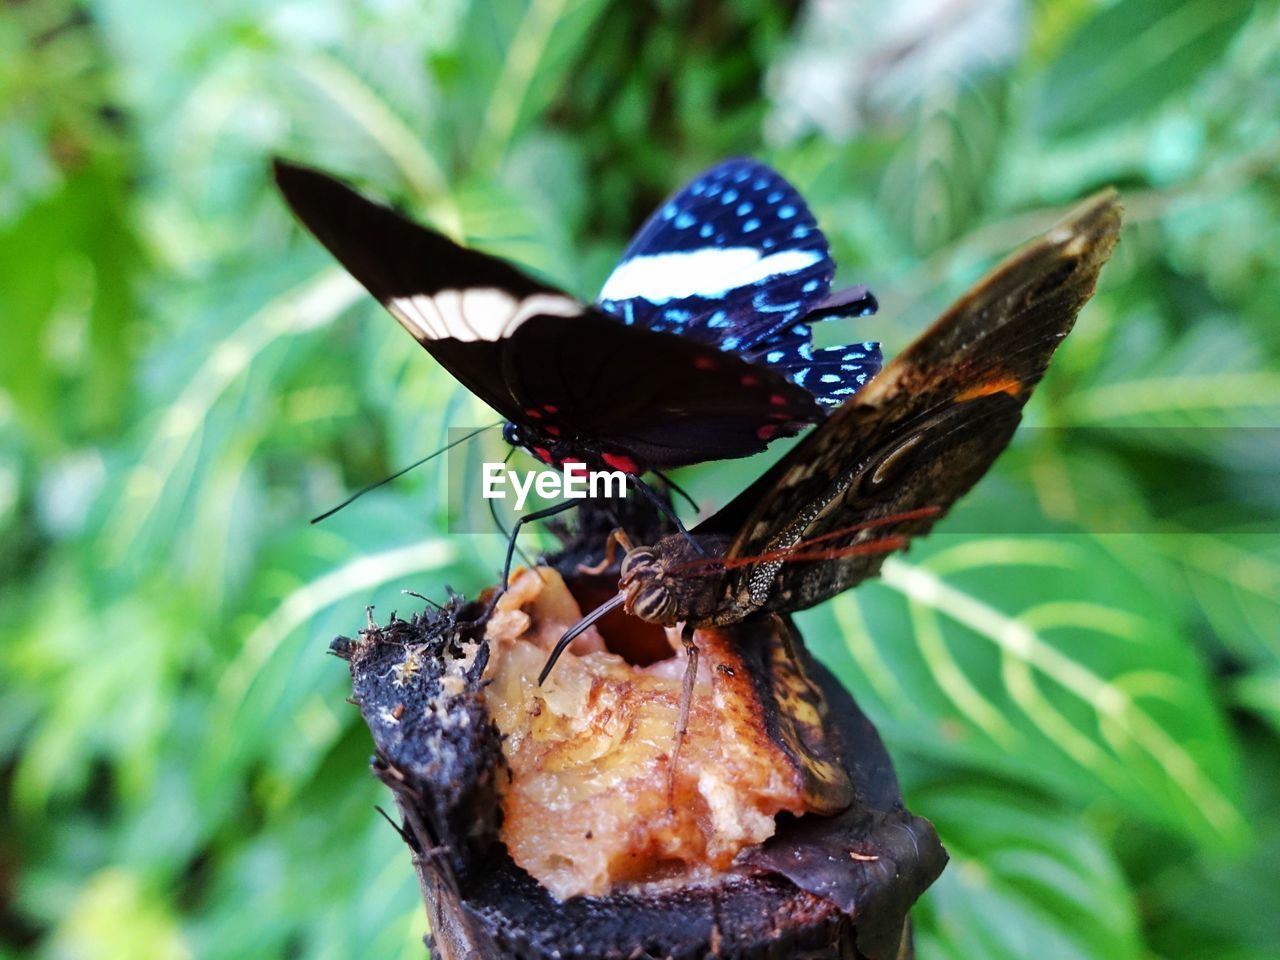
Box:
(273, 159, 822, 472)
(598, 158, 834, 340)
(696, 191, 1123, 616)
(740, 323, 881, 410)
(597, 158, 882, 407)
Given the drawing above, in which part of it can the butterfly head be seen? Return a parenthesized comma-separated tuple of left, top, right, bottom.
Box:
(618, 547, 674, 622)
(501, 421, 524, 447)
(501, 420, 563, 467)
(618, 536, 724, 626)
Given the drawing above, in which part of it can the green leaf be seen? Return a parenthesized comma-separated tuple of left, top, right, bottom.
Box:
(441, 0, 611, 171)
(879, 78, 1011, 253)
(1233, 664, 1280, 735)
(804, 537, 1246, 845)
(0, 163, 142, 448)
(1134, 729, 1280, 960)
(1038, 0, 1254, 138)
(44, 869, 189, 960)
(1159, 535, 1280, 667)
(913, 782, 1141, 960)
(277, 50, 462, 233)
(91, 268, 362, 583)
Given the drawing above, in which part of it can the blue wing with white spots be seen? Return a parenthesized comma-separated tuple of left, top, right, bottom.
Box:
(597, 158, 835, 350)
(744, 324, 882, 408)
(597, 158, 880, 408)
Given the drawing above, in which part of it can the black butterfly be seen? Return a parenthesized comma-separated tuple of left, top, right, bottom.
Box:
(272, 157, 880, 481)
(543, 190, 1123, 682)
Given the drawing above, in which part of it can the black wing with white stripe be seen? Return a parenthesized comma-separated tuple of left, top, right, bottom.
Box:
(272, 159, 824, 471)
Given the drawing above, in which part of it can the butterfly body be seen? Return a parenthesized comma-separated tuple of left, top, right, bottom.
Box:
(554, 190, 1123, 651)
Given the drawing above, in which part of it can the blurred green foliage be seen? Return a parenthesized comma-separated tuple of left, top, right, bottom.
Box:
(2, 0, 1278, 957)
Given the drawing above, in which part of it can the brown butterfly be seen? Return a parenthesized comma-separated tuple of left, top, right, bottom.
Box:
(542, 189, 1122, 686)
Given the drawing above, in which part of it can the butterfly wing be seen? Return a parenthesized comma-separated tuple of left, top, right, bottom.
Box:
(597, 159, 882, 406)
(740, 323, 882, 409)
(459, 311, 822, 468)
(273, 159, 821, 469)
(698, 190, 1123, 615)
(598, 158, 834, 341)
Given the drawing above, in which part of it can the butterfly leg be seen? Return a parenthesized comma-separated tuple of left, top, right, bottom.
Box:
(668, 622, 699, 809)
(649, 468, 699, 513)
(467, 499, 581, 630)
(499, 499, 580, 591)
(630, 475, 706, 556)
(576, 527, 635, 575)
(488, 492, 539, 578)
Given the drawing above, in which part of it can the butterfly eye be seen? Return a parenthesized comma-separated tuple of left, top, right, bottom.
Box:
(861, 432, 926, 495)
(502, 422, 523, 446)
(621, 549, 658, 584)
(629, 583, 675, 624)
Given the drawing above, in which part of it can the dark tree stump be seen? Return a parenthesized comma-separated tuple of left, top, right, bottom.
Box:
(333, 505, 946, 959)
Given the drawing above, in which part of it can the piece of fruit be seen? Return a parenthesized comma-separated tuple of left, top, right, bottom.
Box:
(483, 566, 853, 899)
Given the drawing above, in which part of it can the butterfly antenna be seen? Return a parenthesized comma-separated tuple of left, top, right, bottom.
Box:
(762, 534, 909, 564)
(630, 475, 705, 555)
(650, 469, 699, 514)
(538, 592, 625, 685)
(670, 506, 943, 575)
(311, 421, 502, 524)
(487, 486, 537, 575)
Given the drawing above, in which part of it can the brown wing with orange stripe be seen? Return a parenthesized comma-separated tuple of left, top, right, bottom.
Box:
(697, 190, 1122, 618)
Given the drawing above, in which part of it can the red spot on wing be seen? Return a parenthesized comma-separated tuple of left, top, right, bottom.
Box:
(694, 356, 718, 371)
(562, 461, 589, 478)
(601, 453, 640, 474)
(543, 404, 559, 414)
(756, 424, 778, 441)
(545, 425, 561, 437)
(769, 394, 789, 407)
(525, 408, 543, 419)
(532, 447, 552, 463)
(740, 374, 760, 387)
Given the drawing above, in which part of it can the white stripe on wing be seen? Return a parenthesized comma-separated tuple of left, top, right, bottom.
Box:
(387, 289, 584, 342)
(599, 247, 822, 304)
